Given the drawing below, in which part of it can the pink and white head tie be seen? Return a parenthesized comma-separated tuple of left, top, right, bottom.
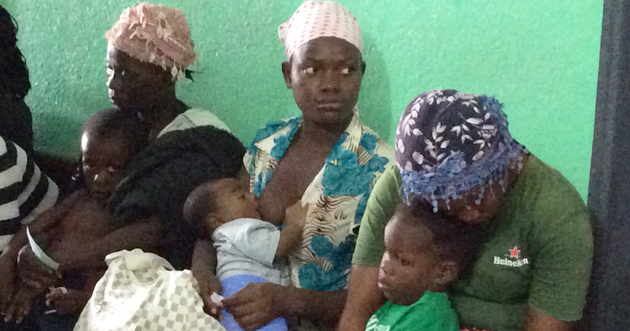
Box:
(105, 2, 197, 81)
(278, 1, 364, 60)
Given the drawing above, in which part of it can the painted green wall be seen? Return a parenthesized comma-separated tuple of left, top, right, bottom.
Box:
(5, 0, 602, 198)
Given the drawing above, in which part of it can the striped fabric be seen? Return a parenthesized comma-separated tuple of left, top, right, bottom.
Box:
(0, 136, 58, 251)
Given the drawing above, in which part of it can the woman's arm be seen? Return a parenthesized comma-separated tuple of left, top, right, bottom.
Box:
(222, 283, 347, 331)
(337, 265, 385, 331)
(16, 216, 163, 293)
(0, 230, 27, 313)
(338, 165, 400, 330)
(282, 286, 347, 327)
(55, 215, 163, 271)
(1, 195, 78, 301)
(524, 308, 570, 331)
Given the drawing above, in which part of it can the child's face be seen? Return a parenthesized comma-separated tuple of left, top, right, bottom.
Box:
(210, 178, 261, 226)
(81, 132, 131, 198)
(378, 213, 441, 306)
(283, 37, 364, 127)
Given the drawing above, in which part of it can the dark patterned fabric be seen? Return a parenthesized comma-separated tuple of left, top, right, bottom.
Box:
(395, 89, 527, 211)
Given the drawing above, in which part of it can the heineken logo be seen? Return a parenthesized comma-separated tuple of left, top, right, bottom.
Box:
(493, 246, 529, 267)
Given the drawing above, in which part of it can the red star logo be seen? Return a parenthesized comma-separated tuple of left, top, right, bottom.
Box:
(509, 246, 520, 259)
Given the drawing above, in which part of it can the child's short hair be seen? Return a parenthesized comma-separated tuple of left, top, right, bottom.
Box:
(183, 179, 223, 239)
(394, 203, 484, 276)
(82, 108, 147, 155)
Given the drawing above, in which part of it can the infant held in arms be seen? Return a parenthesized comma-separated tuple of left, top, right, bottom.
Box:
(184, 177, 307, 331)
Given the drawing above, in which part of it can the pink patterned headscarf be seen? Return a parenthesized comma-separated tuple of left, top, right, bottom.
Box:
(105, 2, 197, 80)
(278, 1, 364, 60)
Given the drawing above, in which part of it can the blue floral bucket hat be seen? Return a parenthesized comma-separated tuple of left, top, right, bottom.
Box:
(395, 89, 528, 212)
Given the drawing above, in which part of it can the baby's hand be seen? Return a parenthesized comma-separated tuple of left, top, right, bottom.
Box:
(285, 201, 308, 229)
(191, 265, 223, 320)
(46, 288, 89, 315)
(206, 292, 224, 320)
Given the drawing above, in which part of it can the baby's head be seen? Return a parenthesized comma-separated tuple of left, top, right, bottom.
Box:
(378, 204, 483, 306)
(184, 178, 261, 239)
(80, 108, 146, 198)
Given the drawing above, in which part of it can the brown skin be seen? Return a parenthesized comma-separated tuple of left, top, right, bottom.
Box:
(5, 135, 131, 323)
(191, 239, 222, 317)
(437, 178, 508, 224)
(45, 289, 90, 316)
(194, 179, 308, 320)
(334, 212, 460, 329)
(31, 41, 181, 182)
(206, 179, 263, 227)
(204, 178, 307, 263)
(0, 193, 84, 320)
(193, 36, 366, 331)
(106, 44, 187, 139)
(257, 37, 365, 223)
(0, 231, 32, 320)
(81, 134, 132, 200)
(336, 265, 382, 331)
(23, 42, 184, 193)
(378, 213, 458, 306)
(33, 153, 79, 192)
(338, 153, 570, 331)
(274, 203, 307, 262)
(524, 308, 570, 331)
(13, 45, 180, 306)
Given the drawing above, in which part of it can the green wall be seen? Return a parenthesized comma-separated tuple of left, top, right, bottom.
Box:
(5, 0, 602, 198)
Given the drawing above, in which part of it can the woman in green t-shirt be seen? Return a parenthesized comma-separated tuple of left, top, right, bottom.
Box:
(338, 89, 593, 331)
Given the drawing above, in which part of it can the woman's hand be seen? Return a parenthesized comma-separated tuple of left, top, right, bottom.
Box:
(222, 283, 287, 331)
(16, 246, 59, 291)
(285, 201, 308, 229)
(4, 289, 32, 324)
(0, 255, 16, 314)
(46, 289, 90, 315)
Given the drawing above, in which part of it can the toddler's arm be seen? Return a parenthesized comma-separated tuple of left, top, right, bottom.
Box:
(27, 190, 82, 245)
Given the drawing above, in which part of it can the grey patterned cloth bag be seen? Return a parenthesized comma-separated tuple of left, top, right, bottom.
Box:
(73, 249, 225, 331)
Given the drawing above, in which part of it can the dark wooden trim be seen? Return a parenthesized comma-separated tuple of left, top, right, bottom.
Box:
(586, 0, 630, 329)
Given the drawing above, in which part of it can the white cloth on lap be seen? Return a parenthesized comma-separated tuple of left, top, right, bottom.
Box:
(74, 249, 226, 331)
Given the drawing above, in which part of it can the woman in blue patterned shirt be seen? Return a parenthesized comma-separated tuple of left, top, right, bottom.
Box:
(193, 2, 394, 330)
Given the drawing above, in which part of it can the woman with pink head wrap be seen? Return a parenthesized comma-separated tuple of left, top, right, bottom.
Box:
(105, 2, 197, 81)
(192, 2, 394, 331)
(15, 5, 245, 330)
(104, 2, 228, 139)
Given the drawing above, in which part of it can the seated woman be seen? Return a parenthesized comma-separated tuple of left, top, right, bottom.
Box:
(338, 90, 593, 331)
(193, 2, 394, 330)
(16, 1, 244, 309)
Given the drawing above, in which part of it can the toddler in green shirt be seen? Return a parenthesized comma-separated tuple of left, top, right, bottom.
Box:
(365, 204, 484, 331)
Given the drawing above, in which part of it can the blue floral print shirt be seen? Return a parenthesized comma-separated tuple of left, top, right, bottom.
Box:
(244, 110, 394, 291)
